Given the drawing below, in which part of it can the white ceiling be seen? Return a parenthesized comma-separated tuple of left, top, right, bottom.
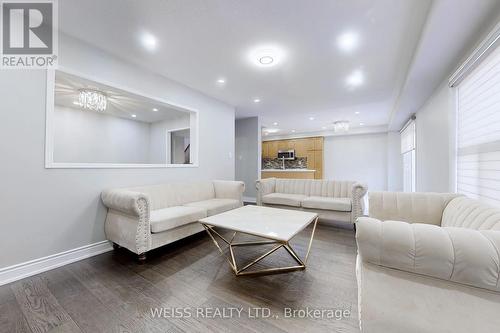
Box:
(58, 0, 500, 135)
(55, 71, 189, 123)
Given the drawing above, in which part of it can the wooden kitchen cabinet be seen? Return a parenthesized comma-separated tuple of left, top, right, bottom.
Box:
(277, 140, 289, 151)
(314, 150, 323, 179)
(268, 141, 278, 158)
(304, 138, 315, 151)
(294, 139, 308, 157)
(262, 141, 269, 158)
(261, 136, 324, 179)
(314, 137, 324, 151)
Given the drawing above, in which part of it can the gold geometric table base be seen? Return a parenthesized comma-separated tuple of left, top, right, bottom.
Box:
(201, 217, 318, 277)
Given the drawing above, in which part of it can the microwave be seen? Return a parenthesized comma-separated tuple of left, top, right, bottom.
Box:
(277, 149, 295, 160)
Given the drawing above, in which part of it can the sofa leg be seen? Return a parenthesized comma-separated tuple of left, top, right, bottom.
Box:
(137, 253, 147, 263)
(112, 243, 121, 250)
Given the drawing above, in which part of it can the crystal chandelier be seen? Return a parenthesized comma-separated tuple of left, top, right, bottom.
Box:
(78, 89, 107, 111)
(333, 120, 350, 132)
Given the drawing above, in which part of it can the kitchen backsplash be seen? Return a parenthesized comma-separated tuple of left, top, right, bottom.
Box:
(262, 157, 308, 169)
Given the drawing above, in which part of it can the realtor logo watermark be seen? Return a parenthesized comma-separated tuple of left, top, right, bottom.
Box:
(1, 0, 58, 68)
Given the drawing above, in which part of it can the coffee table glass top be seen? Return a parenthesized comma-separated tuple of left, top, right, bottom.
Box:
(199, 205, 318, 242)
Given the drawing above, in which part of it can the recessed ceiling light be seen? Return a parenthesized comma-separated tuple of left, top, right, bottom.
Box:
(355, 111, 360, 114)
(337, 31, 360, 52)
(273, 122, 278, 126)
(259, 56, 274, 65)
(291, 129, 296, 133)
(346, 69, 364, 87)
(254, 98, 261, 103)
(359, 122, 364, 126)
(140, 32, 158, 52)
(152, 108, 158, 112)
(131, 114, 137, 118)
(248, 45, 286, 68)
(322, 126, 327, 130)
(309, 116, 315, 121)
(217, 78, 226, 84)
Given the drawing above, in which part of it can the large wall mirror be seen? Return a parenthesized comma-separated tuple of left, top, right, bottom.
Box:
(45, 70, 198, 168)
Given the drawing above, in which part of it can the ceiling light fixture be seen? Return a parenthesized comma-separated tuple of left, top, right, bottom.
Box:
(152, 108, 158, 112)
(131, 114, 137, 118)
(263, 127, 279, 134)
(253, 98, 261, 103)
(140, 32, 158, 52)
(78, 89, 107, 111)
(346, 69, 364, 87)
(355, 111, 360, 114)
(217, 78, 226, 84)
(248, 45, 286, 68)
(322, 126, 327, 130)
(273, 122, 278, 126)
(259, 56, 274, 65)
(291, 129, 296, 133)
(359, 122, 365, 126)
(309, 116, 315, 121)
(333, 120, 350, 132)
(337, 31, 360, 52)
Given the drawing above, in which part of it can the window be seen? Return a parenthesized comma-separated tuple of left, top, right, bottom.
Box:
(456, 44, 500, 206)
(401, 120, 416, 192)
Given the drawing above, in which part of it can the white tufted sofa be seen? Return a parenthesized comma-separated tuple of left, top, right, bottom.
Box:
(356, 192, 500, 333)
(101, 180, 245, 261)
(256, 178, 367, 224)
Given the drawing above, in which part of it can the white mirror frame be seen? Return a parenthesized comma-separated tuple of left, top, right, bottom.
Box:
(45, 68, 199, 168)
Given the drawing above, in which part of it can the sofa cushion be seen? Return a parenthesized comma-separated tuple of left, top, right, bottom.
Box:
(184, 198, 240, 216)
(126, 182, 215, 210)
(150, 206, 207, 233)
(301, 196, 352, 212)
(262, 193, 307, 207)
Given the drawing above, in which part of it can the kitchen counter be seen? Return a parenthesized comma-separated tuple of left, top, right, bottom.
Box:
(261, 169, 316, 179)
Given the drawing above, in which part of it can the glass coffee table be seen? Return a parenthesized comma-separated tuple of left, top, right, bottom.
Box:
(199, 205, 318, 276)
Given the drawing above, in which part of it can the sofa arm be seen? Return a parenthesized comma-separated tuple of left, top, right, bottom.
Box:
(368, 191, 461, 225)
(351, 182, 367, 222)
(255, 178, 276, 205)
(356, 217, 500, 292)
(213, 180, 245, 203)
(101, 189, 150, 217)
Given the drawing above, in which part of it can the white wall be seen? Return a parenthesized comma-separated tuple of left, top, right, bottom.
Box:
(324, 133, 389, 191)
(0, 34, 235, 269)
(54, 105, 152, 163)
(415, 81, 455, 192)
(387, 131, 403, 191)
(235, 117, 261, 199)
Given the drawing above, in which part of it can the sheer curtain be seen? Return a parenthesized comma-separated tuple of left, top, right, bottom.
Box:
(456, 44, 500, 206)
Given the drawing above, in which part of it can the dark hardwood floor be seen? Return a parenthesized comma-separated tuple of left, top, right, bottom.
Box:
(0, 224, 359, 333)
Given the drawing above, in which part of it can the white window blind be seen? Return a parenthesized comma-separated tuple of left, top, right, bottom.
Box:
(457, 43, 500, 206)
(401, 120, 416, 192)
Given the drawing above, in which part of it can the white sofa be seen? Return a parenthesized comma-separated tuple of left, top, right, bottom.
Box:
(256, 178, 367, 224)
(101, 180, 245, 261)
(356, 192, 500, 333)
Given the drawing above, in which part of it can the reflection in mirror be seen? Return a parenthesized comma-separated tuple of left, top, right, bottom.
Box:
(48, 71, 198, 167)
(169, 128, 191, 164)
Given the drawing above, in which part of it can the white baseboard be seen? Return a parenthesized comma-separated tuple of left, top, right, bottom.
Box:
(243, 196, 256, 203)
(0, 240, 113, 286)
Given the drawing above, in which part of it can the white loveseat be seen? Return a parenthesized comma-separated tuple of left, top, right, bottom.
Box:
(256, 178, 367, 224)
(356, 192, 500, 333)
(101, 180, 245, 261)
